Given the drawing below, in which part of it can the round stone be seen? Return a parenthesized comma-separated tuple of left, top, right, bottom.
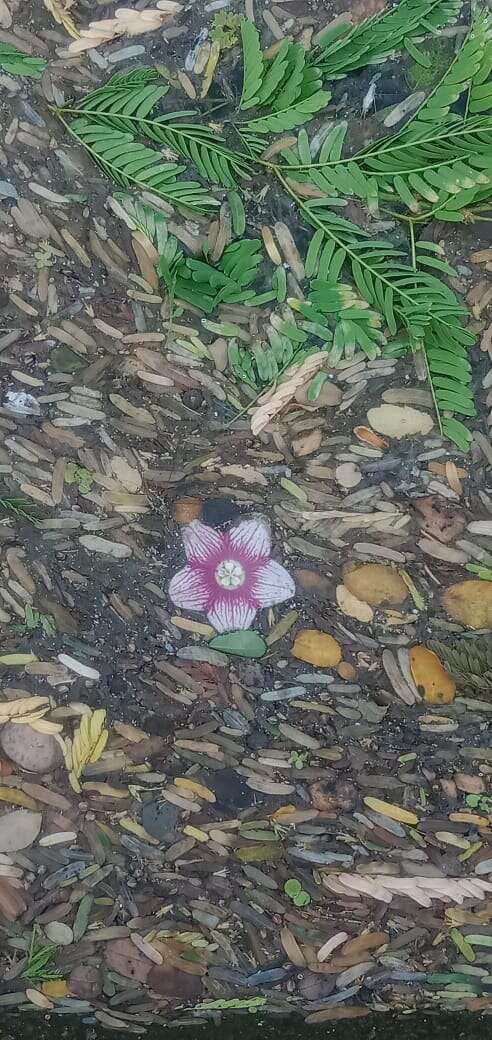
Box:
(141, 800, 179, 843)
(211, 768, 258, 810)
(0, 722, 63, 773)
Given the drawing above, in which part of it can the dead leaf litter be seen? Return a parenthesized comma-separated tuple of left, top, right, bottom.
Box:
(0, 0, 492, 1026)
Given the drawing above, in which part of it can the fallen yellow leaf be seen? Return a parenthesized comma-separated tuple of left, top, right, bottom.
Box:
(410, 646, 456, 705)
(175, 778, 216, 803)
(292, 630, 342, 668)
(0, 787, 38, 810)
(363, 796, 418, 826)
(41, 979, 68, 999)
(343, 563, 408, 607)
(118, 816, 159, 844)
(183, 825, 209, 842)
(0, 654, 38, 665)
(442, 580, 492, 629)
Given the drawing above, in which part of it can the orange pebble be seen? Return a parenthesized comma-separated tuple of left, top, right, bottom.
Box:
(337, 661, 357, 680)
(173, 497, 202, 524)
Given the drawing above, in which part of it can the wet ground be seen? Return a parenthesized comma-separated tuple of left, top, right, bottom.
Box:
(1, 0, 492, 1030)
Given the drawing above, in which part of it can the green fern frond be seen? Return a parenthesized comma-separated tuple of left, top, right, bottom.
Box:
(271, 43, 307, 110)
(255, 39, 291, 106)
(385, 9, 491, 141)
(280, 176, 474, 446)
(66, 118, 219, 214)
(136, 123, 256, 188)
(310, 0, 462, 79)
(0, 43, 46, 78)
(62, 69, 257, 188)
(239, 20, 264, 110)
(277, 10, 492, 223)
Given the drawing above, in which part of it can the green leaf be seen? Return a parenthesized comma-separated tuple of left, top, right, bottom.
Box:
(441, 416, 472, 451)
(0, 43, 46, 78)
(228, 190, 246, 235)
(450, 928, 475, 963)
(307, 371, 328, 400)
(209, 630, 268, 658)
(284, 879, 302, 897)
(466, 564, 492, 580)
(403, 37, 432, 66)
(294, 890, 311, 906)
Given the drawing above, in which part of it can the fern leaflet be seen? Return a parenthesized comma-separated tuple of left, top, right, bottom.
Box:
(239, 20, 264, 109)
(0, 42, 46, 78)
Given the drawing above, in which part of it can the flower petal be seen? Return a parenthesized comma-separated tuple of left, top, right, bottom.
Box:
(229, 516, 270, 561)
(252, 559, 295, 607)
(182, 521, 224, 564)
(168, 565, 210, 611)
(207, 598, 257, 633)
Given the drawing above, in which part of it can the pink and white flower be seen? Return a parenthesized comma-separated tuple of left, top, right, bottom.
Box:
(168, 515, 295, 633)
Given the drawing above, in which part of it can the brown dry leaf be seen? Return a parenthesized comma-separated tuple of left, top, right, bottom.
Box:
(471, 247, 492, 269)
(174, 778, 216, 802)
(274, 222, 304, 280)
(250, 353, 327, 435)
(306, 1009, 370, 1023)
(481, 322, 492, 356)
(219, 465, 267, 486)
(110, 394, 155, 425)
(41, 980, 68, 999)
(340, 933, 388, 957)
(409, 646, 456, 705)
(280, 927, 306, 967)
(0, 878, 27, 921)
(331, 874, 492, 907)
(0, 0, 12, 27)
(336, 584, 374, 623)
(343, 563, 408, 607)
(261, 226, 282, 265)
(0, 809, 42, 852)
(292, 630, 342, 667)
(67, 1, 182, 52)
(445, 461, 463, 497)
(367, 404, 434, 438)
(442, 580, 492, 628)
(414, 496, 465, 544)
